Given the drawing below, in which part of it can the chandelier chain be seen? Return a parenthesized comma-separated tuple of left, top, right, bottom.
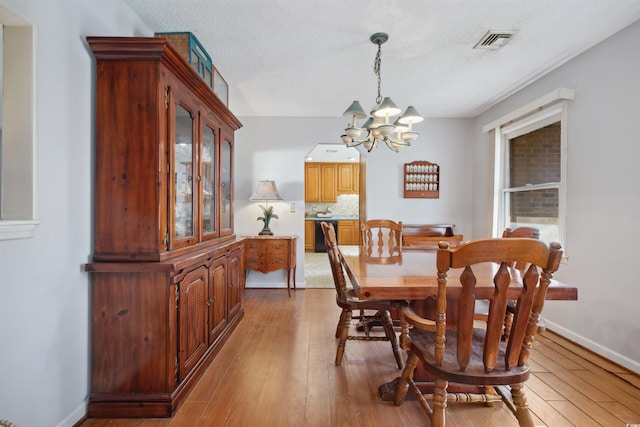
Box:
(374, 42, 382, 104)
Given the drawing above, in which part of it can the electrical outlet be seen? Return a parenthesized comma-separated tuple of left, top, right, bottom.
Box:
(290, 203, 296, 213)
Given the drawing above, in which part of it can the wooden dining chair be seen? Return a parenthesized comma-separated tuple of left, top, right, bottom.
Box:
(360, 219, 403, 257)
(394, 238, 563, 427)
(502, 226, 542, 340)
(502, 227, 541, 268)
(320, 221, 405, 369)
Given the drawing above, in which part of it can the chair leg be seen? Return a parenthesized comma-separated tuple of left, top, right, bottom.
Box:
(431, 378, 448, 427)
(335, 309, 352, 366)
(336, 309, 348, 338)
(510, 383, 534, 427)
(394, 352, 418, 406)
(381, 310, 404, 369)
(537, 316, 547, 332)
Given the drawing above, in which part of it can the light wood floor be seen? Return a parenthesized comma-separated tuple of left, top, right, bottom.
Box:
(79, 289, 640, 427)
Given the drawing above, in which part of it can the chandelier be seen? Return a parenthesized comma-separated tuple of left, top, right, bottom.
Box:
(341, 32, 424, 153)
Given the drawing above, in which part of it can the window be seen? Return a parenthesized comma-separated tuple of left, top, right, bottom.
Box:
(0, 6, 38, 240)
(484, 88, 573, 250)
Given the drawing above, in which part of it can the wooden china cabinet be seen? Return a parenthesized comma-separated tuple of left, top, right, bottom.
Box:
(85, 37, 244, 418)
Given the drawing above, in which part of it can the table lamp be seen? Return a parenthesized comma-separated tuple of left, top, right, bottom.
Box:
(249, 180, 283, 235)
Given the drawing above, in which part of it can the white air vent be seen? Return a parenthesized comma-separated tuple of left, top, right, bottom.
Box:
(474, 30, 517, 50)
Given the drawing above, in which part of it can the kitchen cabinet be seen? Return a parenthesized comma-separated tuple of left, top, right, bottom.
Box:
(337, 163, 359, 194)
(304, 162, 337, 202)
(305, 220, 315, 251)
(338, 220, 360, 245)
(86, 37, 245, 418)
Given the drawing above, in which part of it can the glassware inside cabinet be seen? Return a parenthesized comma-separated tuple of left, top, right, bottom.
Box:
(220, 138, 232, 231)
(174, 104, 194, 239)
(202, 125, 217, 235)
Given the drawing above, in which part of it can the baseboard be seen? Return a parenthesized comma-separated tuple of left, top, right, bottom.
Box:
(545, 320, 640, 374)
(58, 400, 87, 427)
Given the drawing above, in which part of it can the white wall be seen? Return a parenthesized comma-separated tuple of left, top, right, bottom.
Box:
(235, 116, 474, 290)
(364, 118, 474, 234)
(0, 1, 637, 425)
(472, 20, 640, 372)
(0, 1, 152, 426)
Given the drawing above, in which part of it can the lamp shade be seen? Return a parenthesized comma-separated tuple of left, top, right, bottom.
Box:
(343, 101, 367, 119)
(249, 180, 283, 201)
(373, 97, 401, 117)
(397, 105, 424, 124)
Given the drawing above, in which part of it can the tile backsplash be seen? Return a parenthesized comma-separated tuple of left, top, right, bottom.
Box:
(306, 194, 359, 217)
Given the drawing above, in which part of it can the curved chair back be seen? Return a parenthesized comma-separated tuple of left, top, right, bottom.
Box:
(321, 221, 348, 301)
(360, 219, 403, 257)
(435, 238, 562, 371)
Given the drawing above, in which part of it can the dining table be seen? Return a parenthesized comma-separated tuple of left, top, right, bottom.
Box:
(338, 244, 578, 400)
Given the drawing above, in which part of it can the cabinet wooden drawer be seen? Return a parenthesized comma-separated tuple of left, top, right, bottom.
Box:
(266, 257, 288, 268)
(246, 241, 265, 251)
(245, 246, 263, 258)
(266, 242, 288, 257)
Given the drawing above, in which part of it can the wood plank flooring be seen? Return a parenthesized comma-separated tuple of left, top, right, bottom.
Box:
(79, 289, 640, 427)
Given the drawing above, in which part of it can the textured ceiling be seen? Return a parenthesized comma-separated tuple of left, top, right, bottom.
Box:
(124, 0, 640, 119)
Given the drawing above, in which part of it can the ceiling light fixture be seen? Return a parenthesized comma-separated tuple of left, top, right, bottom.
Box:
(341, 32, 423, 153)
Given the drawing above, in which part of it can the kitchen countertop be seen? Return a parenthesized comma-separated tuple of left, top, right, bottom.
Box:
(305, 215, 359, 221)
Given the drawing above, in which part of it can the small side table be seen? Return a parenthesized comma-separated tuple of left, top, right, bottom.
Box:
(244, 235, 297, 296)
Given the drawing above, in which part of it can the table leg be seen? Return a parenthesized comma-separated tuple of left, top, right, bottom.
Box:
(292, 266, 296, 291)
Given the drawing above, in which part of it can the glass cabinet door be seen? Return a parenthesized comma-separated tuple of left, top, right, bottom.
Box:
(201, 123, 217, 238)
(173, 104, 196, 245)
(220, 137, 232, 234)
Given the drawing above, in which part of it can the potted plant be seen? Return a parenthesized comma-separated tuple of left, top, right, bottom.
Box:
(257, 204, 278, 235)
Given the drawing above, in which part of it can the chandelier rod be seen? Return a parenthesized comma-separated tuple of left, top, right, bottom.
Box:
(370, 32, 388, 105)
(374, 40, 383, 105)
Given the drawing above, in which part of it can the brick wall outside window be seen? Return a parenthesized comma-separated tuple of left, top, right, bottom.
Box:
(509, 122, 560, 219)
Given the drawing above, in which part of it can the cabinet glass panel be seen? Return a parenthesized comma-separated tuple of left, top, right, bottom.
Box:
(174, 104, 194, 239)
(202, 124, 217, 235)
(220, 138, 232, 231)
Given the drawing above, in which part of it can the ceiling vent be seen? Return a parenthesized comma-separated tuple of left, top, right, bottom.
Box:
(474, 30, 517, 50)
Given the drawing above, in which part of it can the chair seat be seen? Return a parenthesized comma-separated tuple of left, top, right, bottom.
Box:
(410, 327, 530, 386)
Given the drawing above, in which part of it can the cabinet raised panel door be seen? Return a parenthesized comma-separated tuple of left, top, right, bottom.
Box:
(338, 220, 360, 245)
(304, 163, 338, 203)
(208, 256, 228, 345)
(227, 248, 243, 320)
(305, 163, 321, 202)
(178, 266, 209, 380)
(321, 164, 337, 202)
(305, 221, 315, 251)
(337, 163, 359, 194)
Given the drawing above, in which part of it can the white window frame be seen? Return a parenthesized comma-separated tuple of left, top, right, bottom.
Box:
(0, 6, 39, 240)
(483, 88, 573, 255)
